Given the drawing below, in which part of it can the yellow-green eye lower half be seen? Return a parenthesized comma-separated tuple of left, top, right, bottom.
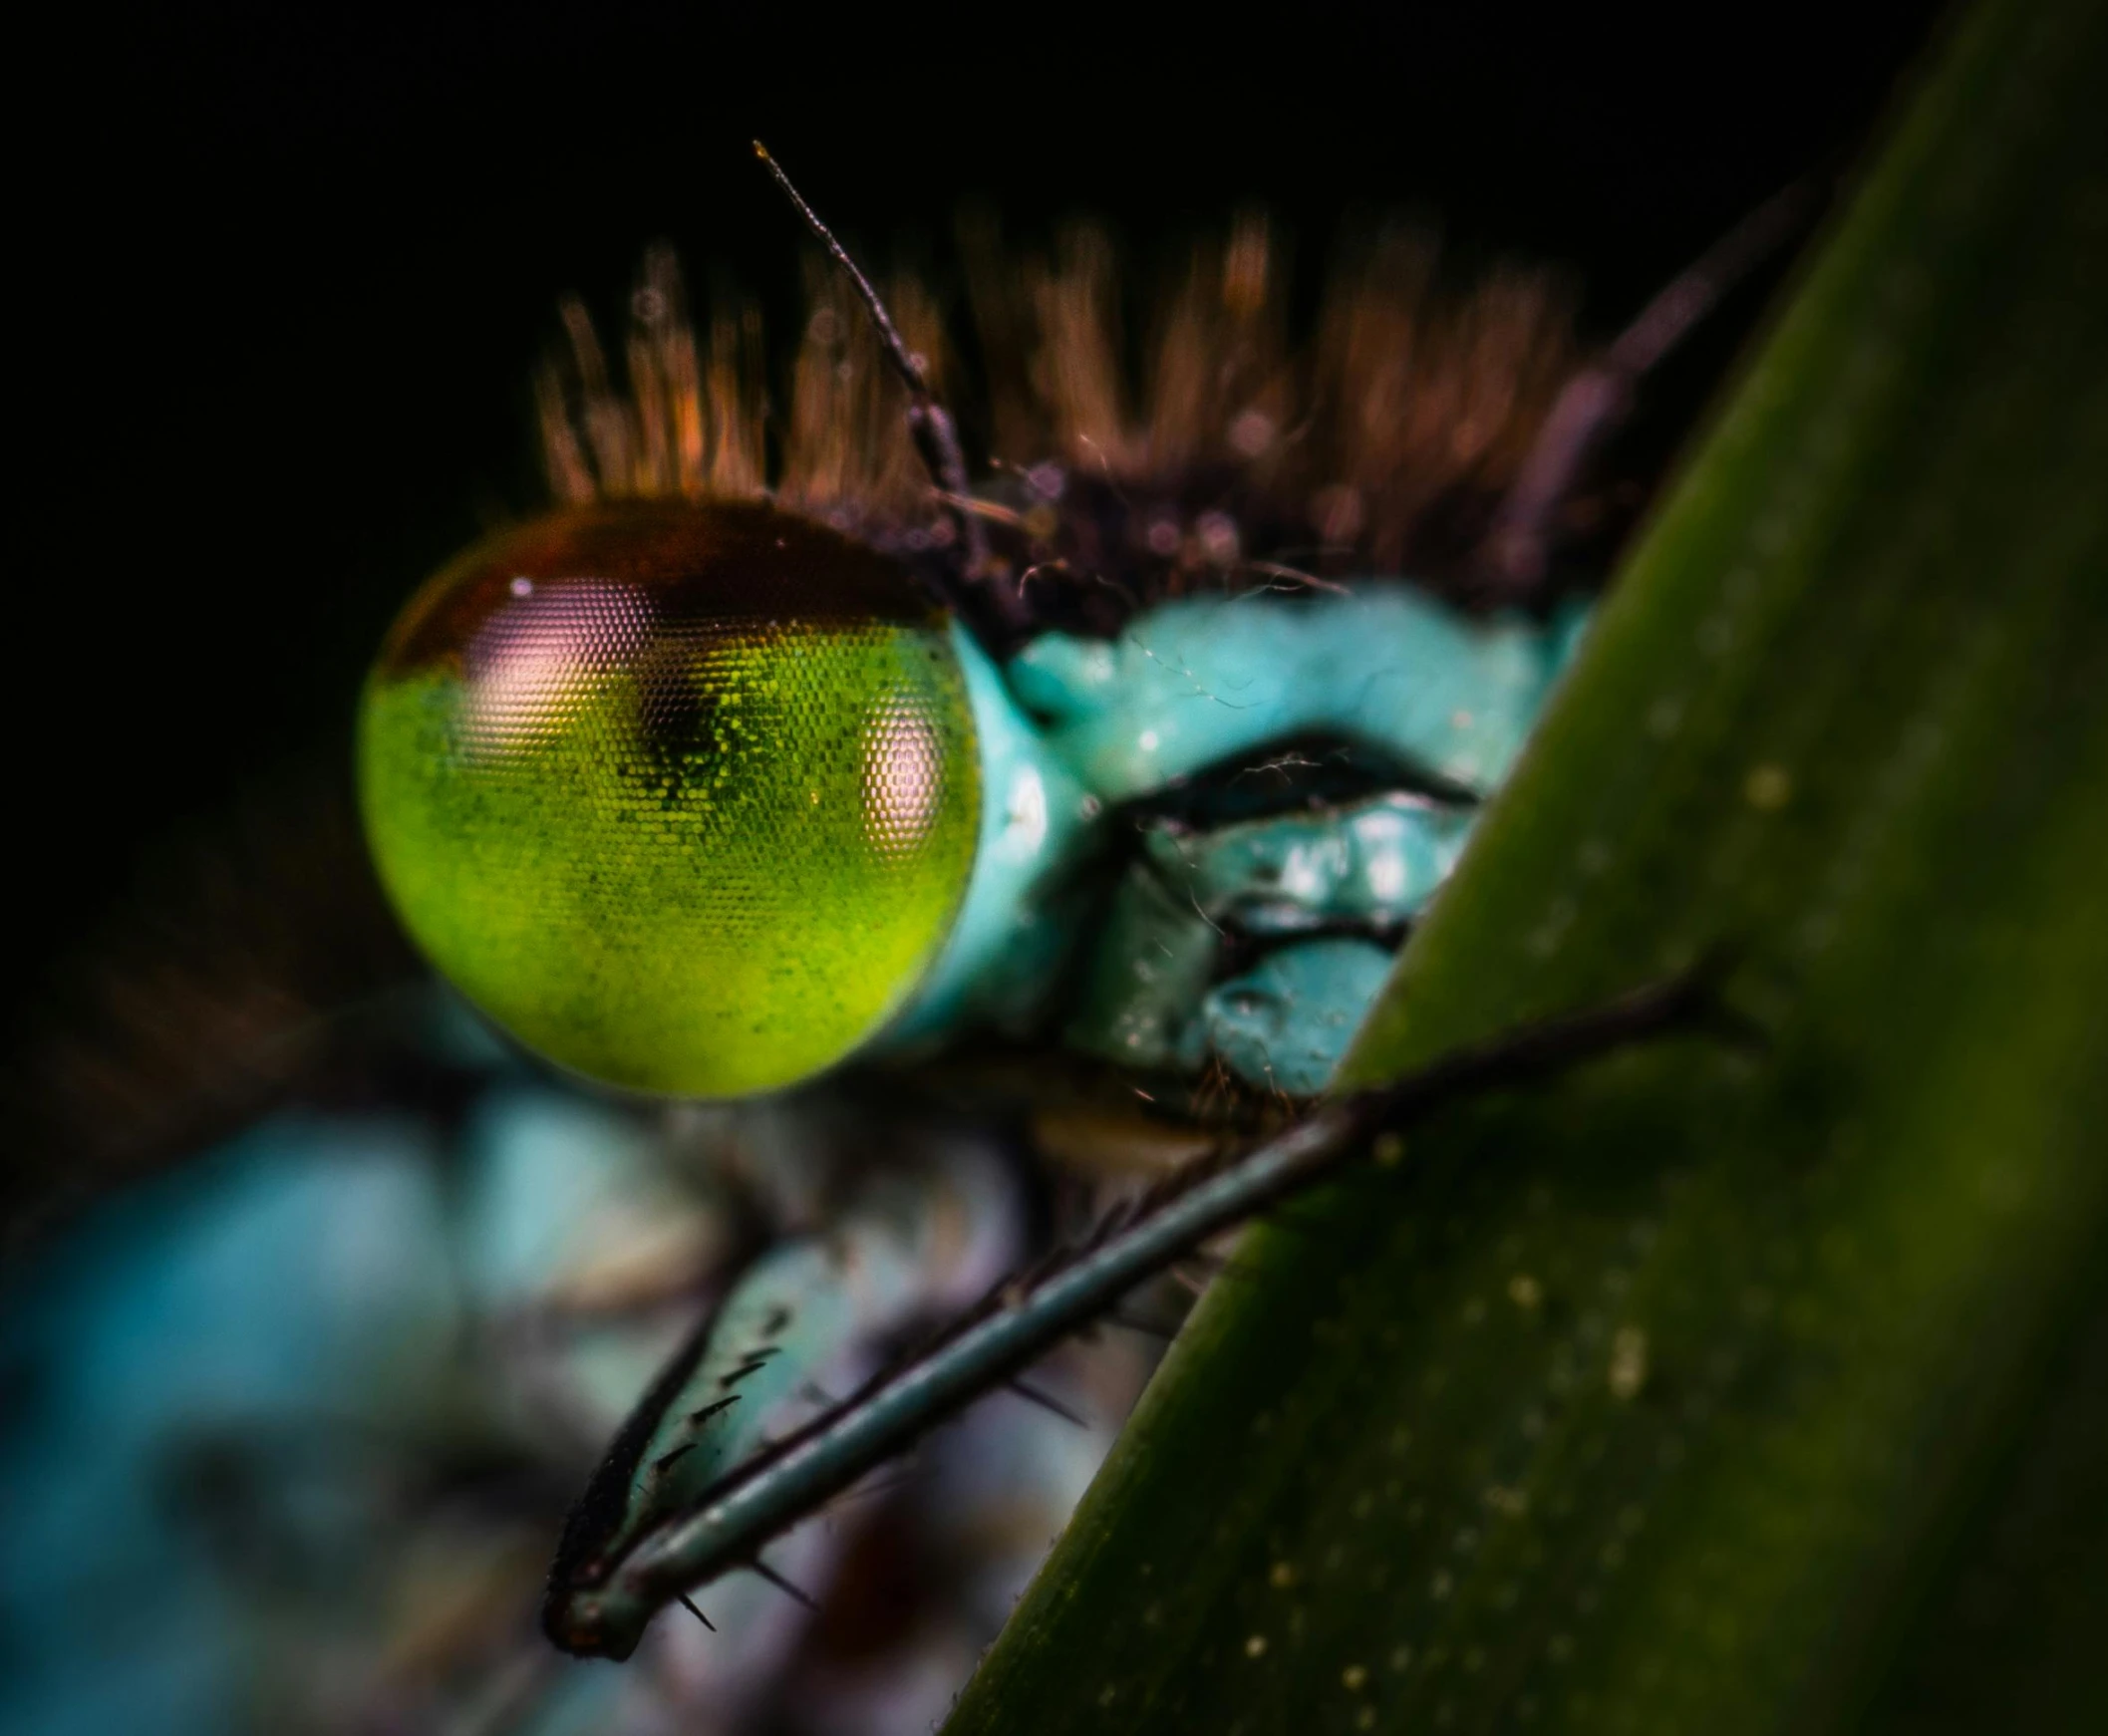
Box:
(358, 501, 980, 1098)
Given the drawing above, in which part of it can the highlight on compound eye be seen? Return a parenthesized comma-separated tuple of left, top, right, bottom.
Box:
(358, 498, 980, 1097)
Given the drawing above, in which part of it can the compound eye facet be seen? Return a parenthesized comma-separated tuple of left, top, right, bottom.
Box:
(358, 500, 980, 1097)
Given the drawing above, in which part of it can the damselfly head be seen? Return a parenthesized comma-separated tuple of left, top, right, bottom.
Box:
(354, 183, 1640, 1103)
(358, 499, 980, 1097)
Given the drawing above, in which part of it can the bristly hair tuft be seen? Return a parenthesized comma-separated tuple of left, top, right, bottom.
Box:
(537, 246, 770, 507)
(538, 219, 1598, 627)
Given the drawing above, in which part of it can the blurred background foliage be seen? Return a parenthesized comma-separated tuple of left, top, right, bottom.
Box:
(948, 0, 2108, 1728)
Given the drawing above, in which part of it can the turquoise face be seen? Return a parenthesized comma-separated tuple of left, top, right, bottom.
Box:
(359, 500, 981, 1098)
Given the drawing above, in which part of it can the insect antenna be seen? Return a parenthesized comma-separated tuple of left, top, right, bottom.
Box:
(753, 142, 1029, 641)
(1481, 178, 1819, 595)
(677, 1593, 717, 1632)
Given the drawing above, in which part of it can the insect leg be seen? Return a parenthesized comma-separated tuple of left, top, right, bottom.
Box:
(544, 1142, 1024, 1651)
(549, 965, 1730, 1659)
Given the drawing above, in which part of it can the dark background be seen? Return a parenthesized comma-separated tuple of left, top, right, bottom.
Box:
(15, 0, 1947, 1041)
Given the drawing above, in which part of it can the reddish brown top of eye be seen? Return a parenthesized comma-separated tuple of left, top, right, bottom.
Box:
(379, 499, 941, 679)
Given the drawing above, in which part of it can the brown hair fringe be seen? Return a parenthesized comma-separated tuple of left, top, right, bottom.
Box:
(534, 218, 1597, 625)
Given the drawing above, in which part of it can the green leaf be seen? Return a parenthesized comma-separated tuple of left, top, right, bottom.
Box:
(944, 1, 2108, 1730)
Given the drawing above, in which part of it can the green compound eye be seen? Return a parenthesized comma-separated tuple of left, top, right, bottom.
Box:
(358, 500, 980, 1098)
